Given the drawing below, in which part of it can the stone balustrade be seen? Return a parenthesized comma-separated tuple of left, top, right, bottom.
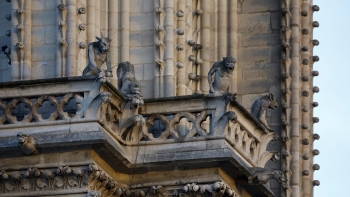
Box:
(0, 77, 277, 168)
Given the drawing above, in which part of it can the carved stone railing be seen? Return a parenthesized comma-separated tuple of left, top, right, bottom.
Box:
(0, 77, 276, 168)
(0, 77, 123, 129)
(130, 94, 277, 167)
(0, 93, 84, 124)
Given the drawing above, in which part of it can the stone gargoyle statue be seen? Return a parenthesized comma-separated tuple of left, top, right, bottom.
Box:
(208, 56, 236, 95)
(83, 32, 112, 77)
(250, 93, 278, 132)
(248, 167, 287, 185)
(17, 132, 38, 155)
(117, 61, 144, 106)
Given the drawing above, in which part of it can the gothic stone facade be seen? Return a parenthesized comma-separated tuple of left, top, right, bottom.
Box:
(0, 0, 320, 197)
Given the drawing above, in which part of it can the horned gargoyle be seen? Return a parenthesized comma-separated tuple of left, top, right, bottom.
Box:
(250, 93, 278, 132)
(83, 32, 112, 77)
(117, 61, 144, 106)
(17, 132, 38, 155)
(248, 167, 287, 185)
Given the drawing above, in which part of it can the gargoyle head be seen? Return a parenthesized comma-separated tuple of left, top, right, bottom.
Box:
(223, 56, 236, 70)
(132, 82, 141, 95)
(268, 93, 278, 110)
(17, 132, 28, 145)
(96, 32, 111, 53)
(17, 132, 38, 155)
(100, 92, 112, 104)
(272, 170, 287, 184)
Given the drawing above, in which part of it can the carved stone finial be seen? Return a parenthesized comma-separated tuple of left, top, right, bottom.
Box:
(208, 56, 236, 96)
(83, 32, 112, 76)
(17, 132, 38, 155)
(77, 7, 86, 14)
(176, 44, 184, 51)
(79, 42, 87, 49)
(271, 152, 281, 162)
(313, 164, 320, 170)
(313, 133, 320, 140)
(312, 5, 320, 12)
(313, 180, 320, 186)
(187, 40, 196, 46)
(248, 167, 287, 186)
(312, 39, 320, 46)
(250, 94, 278, 132)
(177, 28, 185, 35)
(78, 23, 86, 31)
(117, 61, 144, 106)
(57, 4, 66, 11)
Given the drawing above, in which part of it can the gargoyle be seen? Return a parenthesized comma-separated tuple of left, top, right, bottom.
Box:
(208, 56, 236, 95)
(250, 93, 278, 132)
(117, 61, 144, 106)
(83, 32, 112, 77)
(17, 132, 38, 155)
(248, 167, 287, 185)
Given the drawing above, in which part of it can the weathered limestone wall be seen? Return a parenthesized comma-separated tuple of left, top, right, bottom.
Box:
(129, 0, 154, 98)
(236, 1, 281, 195)
(31, 1, 57, 79)
(0, 1, 12, 82)
(1, 0, 281, 101)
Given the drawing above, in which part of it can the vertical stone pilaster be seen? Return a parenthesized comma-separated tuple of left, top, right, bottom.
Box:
(66, 0, 77, 76)
(108, 0, 119, 87)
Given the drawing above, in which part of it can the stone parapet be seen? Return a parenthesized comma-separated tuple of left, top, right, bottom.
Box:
(0, 77, 277, 197)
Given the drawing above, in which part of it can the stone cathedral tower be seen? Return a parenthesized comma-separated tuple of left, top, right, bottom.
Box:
(0, 0, 320, 197)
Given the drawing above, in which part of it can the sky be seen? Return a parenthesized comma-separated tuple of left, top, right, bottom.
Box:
(313, 0, 349, 196)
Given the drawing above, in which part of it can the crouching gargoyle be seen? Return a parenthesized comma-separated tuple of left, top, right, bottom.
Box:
(117, 61, 144, 106)
(83, 32, 112, 77)
(248, 167, 287, 186)
(208, 56, 236, 95)
(250, 93, 278, 132)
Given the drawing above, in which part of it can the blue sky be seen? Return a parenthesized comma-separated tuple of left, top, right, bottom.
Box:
(313, 0, 348, 196)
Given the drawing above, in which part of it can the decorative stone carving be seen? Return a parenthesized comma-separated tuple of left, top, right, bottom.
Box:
(0, 165, 240, 197)
(57, 4, 66, 11)
(78, 7, 87, 14)
(208, 56, 236, 95)
(83, 32, 112, 77)
(211, 94, 238, 135)
(0, 165, 89, 195)
(250, 94, 278, 132)
(0, 93, 86, 126)
(87, 190, 101, 197)
(182, 181, 235, 197)
(17, 132, 38, 155)
(117, 61, 144, 106)
(248, 167, 287, 186)
(120, 114, 146, 142)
